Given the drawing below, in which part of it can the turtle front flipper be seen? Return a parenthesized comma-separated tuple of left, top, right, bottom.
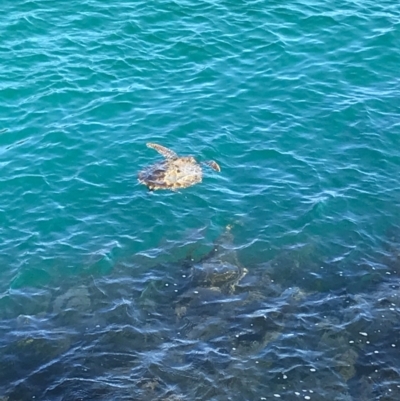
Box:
(204, 160, 221, 172)
(147, 143, 178, 159)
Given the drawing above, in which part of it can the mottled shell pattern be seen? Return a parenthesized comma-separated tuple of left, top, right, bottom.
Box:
(138, 143, 221, 191)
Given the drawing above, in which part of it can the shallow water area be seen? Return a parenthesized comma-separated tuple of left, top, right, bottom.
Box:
(2, 240, 400, 400)
(1, 0, 400, 399)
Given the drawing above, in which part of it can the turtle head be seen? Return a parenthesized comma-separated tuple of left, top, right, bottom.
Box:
(204, 160, 221, 172)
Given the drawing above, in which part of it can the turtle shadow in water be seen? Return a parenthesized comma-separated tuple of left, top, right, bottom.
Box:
(138, 143, 221, 191)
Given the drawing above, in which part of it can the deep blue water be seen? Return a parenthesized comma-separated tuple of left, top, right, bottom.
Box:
(1, 0, 400, 399)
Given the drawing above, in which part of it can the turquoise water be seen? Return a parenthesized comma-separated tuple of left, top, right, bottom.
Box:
(1, 0, 400, 399)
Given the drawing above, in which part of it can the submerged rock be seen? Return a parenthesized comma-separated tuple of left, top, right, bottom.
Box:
(53, 285, 91, 314)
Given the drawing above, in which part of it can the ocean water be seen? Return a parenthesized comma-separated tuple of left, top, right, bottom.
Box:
(1, 0, 400, 399)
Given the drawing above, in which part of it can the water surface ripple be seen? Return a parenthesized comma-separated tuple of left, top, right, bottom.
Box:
(1, 0, 400, 399)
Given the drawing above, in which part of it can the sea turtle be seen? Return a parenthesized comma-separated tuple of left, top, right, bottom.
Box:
(188, 225, 248, 293)
(138, 143, 221, 190)
(173, 225, 248, 319)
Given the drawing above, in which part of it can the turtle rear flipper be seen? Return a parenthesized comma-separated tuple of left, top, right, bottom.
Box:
(204, 160, 221, 172)
(147, 143, 178, 159)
